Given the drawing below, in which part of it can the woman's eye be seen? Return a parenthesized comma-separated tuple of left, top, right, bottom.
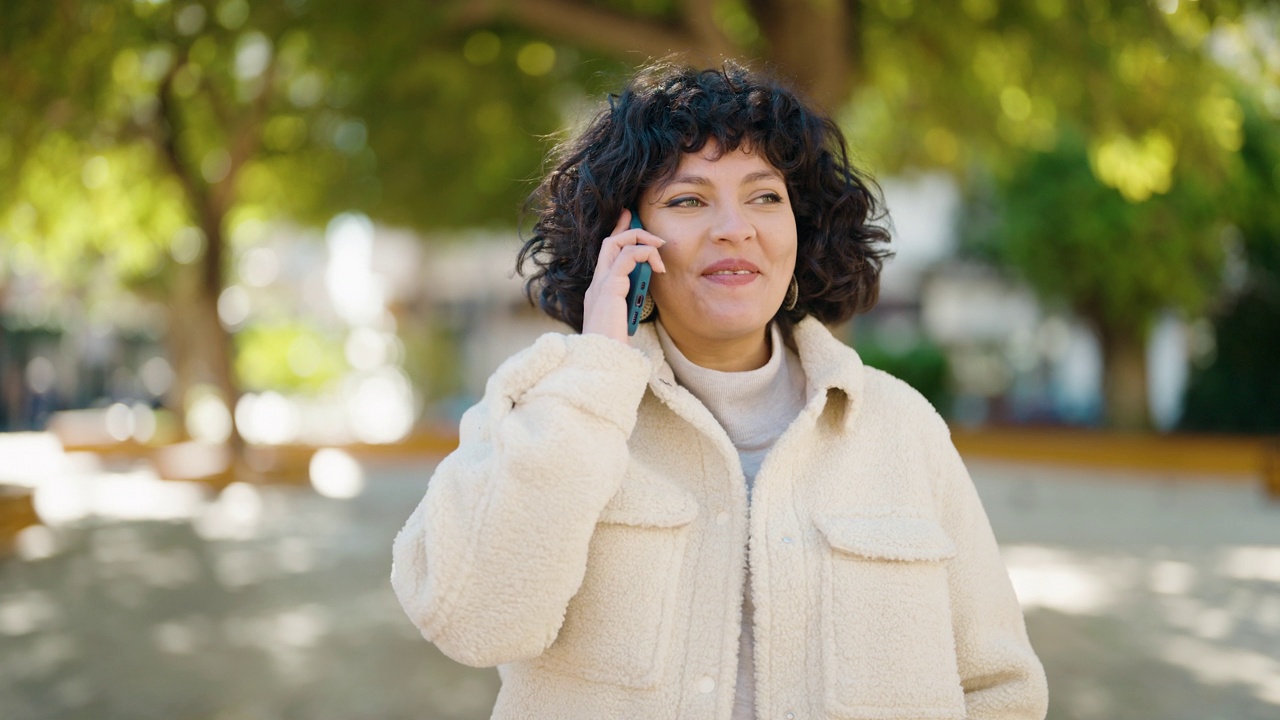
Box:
(753, 192, 784, 204)
(667, 197, 703, 208)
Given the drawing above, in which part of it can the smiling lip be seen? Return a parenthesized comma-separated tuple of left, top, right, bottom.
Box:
(701, 259, 761, 286)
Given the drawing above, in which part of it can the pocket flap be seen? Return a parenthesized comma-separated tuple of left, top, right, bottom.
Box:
(814, 514, 957, 562)
(598, 478, 698, 528)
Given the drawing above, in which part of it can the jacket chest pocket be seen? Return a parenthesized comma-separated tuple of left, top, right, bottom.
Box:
(814, 514, 966, 720)
(534, 487, 698, 689)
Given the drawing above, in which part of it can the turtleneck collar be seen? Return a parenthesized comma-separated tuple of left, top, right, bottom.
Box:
(629, 316, 865, 433)
(654, 320, 807, 455)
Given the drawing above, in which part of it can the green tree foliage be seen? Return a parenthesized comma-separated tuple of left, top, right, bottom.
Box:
(1179, 101, 1280, 433)
(2, 1, 371, 446)
(853, 333, 953, 415)
(2, 0, 1277, 437)
(969, 131, 1226, 428)
(2, 137, 185, 295)
(844, 0, 1257, 180)
(0, 0, 616, 449)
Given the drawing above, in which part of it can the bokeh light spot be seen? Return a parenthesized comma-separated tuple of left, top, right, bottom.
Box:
(25, 357, 56, 394)
(1200, 93, 1243, 152)
(112, 50, 140, 86)
(132, 403, 157, 442)
(879, 0, 914, 20)
(240, 246, 280, 287)
(217, 285, 251, 328)
(235, 392, 298, 445)
(201, 148, 232, 183)
(333, 120, 367, 154)
(1000, 86, 1032, 122)
(81, 156, 110, 190)
(186, 389, 232, 444)
(345, 368, 414, 444)
(105, 403, 134, 442)
(171, 226, 205, 264)
(288, 72, 325, 107)
(216, 0, 249, 29)
(961, 0, 997, 21)
(1035, 0, 1064, 19)
(516, 42, 556, 76)
(175, 3, 206, 35)
(1089, 130, 1177, 202)
(463, 31, 501, 65)
(234, 31, 272, 81)
(309, 448, 365, 499)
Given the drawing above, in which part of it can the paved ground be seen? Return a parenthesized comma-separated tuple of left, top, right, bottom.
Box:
(1, 449, 1278, 720)
(974, 462, 1280, 720)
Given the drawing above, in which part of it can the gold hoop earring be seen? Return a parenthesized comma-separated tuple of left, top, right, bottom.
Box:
(639, 293, 656, 321)
(783, 276, 799, 311)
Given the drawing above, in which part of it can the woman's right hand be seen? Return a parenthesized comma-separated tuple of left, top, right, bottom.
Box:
(581, 208, 666, 344)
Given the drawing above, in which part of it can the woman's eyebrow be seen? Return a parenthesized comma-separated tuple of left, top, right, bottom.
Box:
(742, 170, 783, 184)
(667, 174, 711, 187)
(664, 170, 783, 189)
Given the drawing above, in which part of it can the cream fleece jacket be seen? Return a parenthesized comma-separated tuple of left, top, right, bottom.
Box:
(656, 320, 808, 720)
(391, 317, 1048, 720)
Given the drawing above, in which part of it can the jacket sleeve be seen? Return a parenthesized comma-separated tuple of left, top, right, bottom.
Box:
(930, 420, 1049, 720)
(390, 332, 652, 667)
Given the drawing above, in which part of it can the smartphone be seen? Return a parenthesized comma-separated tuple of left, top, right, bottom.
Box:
(625, 208, 652, 336)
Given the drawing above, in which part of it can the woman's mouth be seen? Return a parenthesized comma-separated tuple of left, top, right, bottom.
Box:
(702, 259, 761, 286)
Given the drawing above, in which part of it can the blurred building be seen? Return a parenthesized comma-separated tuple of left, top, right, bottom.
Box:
(0, 270, 169, 434)
(873, 172, 1193, 429)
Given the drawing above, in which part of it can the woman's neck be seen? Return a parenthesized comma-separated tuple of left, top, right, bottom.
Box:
(658, 321, 771, 372)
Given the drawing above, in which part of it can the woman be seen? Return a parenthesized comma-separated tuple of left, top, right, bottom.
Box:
(392, 61, 1047, 720)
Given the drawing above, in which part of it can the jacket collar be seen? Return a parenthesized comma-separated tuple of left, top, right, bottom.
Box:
(630, 316, 864, 431)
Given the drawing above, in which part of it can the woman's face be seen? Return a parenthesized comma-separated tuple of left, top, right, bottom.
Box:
(637, 142, 798, 352)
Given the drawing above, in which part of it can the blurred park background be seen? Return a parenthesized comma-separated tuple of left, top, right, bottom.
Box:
(1, 0, 1279, 718)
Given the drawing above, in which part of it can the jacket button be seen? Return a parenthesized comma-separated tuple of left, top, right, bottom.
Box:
(781, 536, 793, 544)
(715, 511, 729, 526)
(785, 713, 795, 719)
(697, 676, 715, 694)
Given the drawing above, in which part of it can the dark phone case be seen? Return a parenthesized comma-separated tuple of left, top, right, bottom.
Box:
(625, 211, 652, 336)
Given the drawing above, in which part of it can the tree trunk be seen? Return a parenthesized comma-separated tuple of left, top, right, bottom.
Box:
(196, 211, 245, 458)
(469, 0, 859, 111)
(1098, 322, 1150, 430)
(162, 265, 198, 433)
(157, 61, 246, 464)
(158, 218, 245, 458)
(749, 0, 852, 111)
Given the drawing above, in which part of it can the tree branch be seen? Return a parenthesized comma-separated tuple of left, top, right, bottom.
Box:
(846, 0, 863, 89)
(156, 57, 207, 222)
(454, 0, 703, 64)
(217, 63, 276, 213)
(680, 0, 740, 62)
(745, 0, 850, 110)
(201, 75, 236, 133)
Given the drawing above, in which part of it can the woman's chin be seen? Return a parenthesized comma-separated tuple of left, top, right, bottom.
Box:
(669, 309, 774, 343)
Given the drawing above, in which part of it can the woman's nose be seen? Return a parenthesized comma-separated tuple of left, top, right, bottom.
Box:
(711, 204, 754, 244)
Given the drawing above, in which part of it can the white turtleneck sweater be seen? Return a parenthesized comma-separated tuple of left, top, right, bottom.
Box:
(655, 321, 808, 720)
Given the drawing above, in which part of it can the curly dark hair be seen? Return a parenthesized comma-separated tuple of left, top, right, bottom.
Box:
(517, 59, 892, 334)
